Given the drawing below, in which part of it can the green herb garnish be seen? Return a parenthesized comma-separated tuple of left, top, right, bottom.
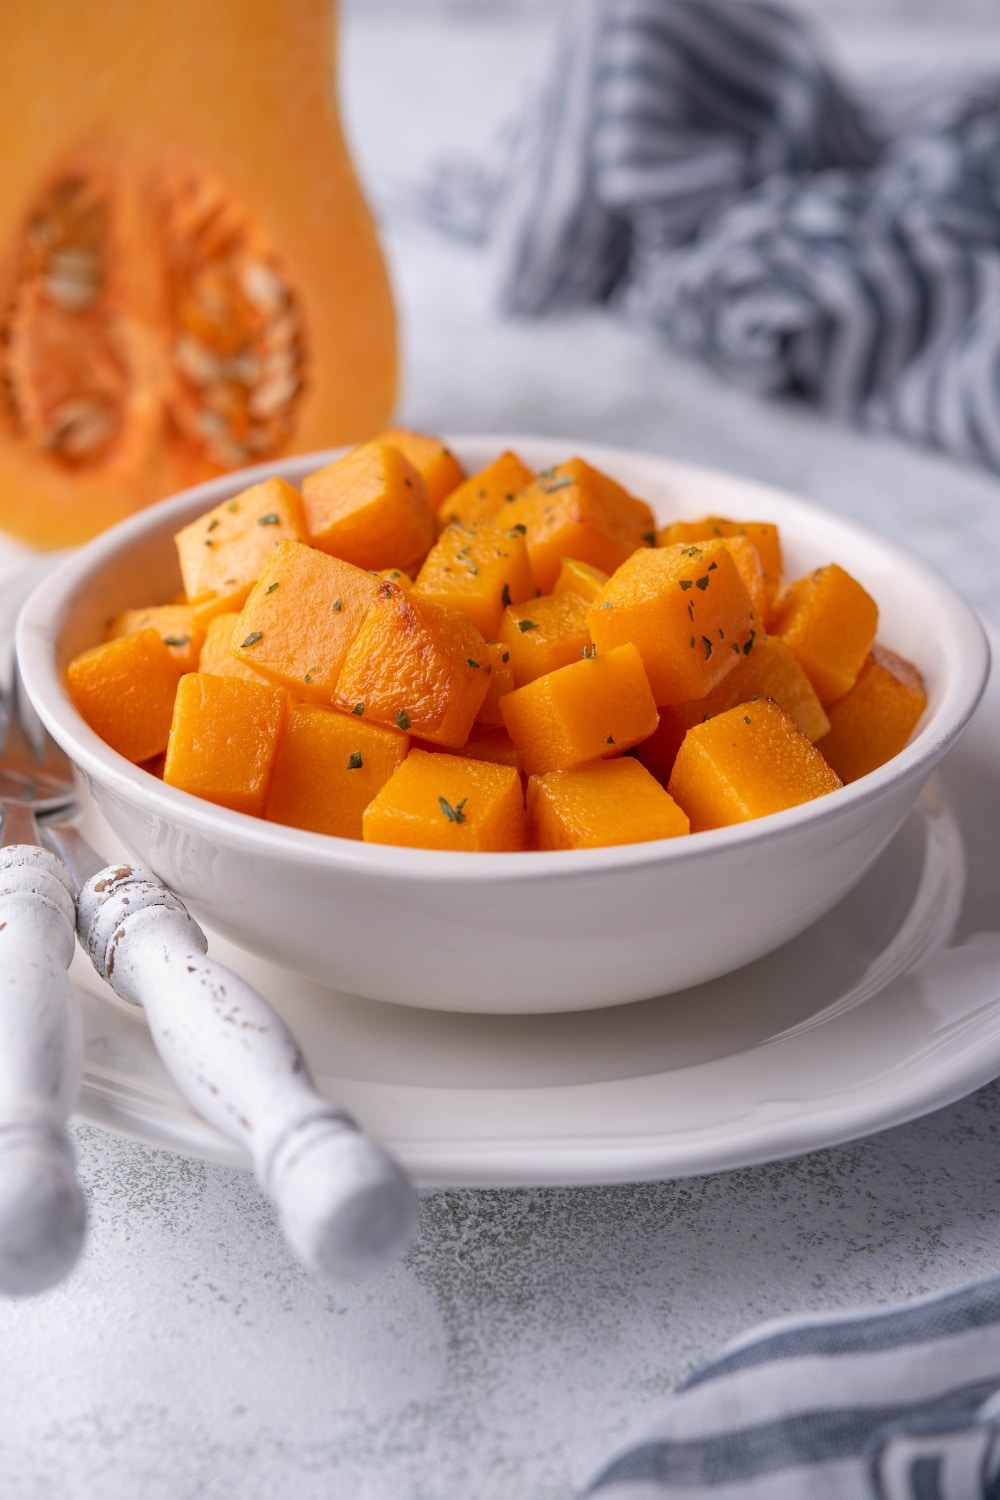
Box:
(702, 636, 713, 659)
(642, 531, 656, 546)
(241, 631, 263, 648)
(353, 702, 365, 716)
(439, 796, 467, 824)
(466, 658, 480, 669)
(517, 619, 537, 632)
(395, 709, 410, 730)
(266, 581, 279, 594)
(347, 751, 363, 769)
(163, 635, 190, 648)
(332, 598, 342, 611)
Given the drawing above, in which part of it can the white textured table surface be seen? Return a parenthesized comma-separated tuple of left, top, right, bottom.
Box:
(3, 9, 1000, 1500)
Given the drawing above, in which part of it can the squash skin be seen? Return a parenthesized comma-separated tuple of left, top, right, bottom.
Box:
(0, 0, 396, 547)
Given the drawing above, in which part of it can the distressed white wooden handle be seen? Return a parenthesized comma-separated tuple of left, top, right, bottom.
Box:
(0, 846, 87, 1296)
(77, 864, 416, 1280)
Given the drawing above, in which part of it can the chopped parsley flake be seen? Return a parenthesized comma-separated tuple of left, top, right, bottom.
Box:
(258, 513, 280, 526)
(702, 636, 713, 659)
(510, 523, 527, 535)
(466, 658, 480, 669)
(695, 576, 710, 591)
(241, 631, 263, 648)
(679, 579, 693, 592)
(266, 582, 279, 594)
(743, 715, 751, 725)
(347, 751, 363, 769)
(332, 598, 342, 611)
(581, 643, 597, 659)
(642, 531, 656, 546)
(517, 619, 537, 632)
(542, 477, 574, 493)
(163, 635, 190, 648)
(606, 734, 615, 744)
(743, 630, 757, 656)
(353, 702, 365, 716)
(395, 709, 410, 731)
(439, 796, 467, 824)
(501, 651, 510, 663)
(207, 519, 220, 533)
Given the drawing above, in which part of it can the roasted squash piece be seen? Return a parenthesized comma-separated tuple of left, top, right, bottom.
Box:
(163, 672, 286, 816)
(497, 592, 592, 687)
(363, 749, 526, 851)
(528, 758, 689, 849)
(552, 557, 610, 603)
(174, 476, 307, 622)
(438, 450, 535, 527)
(232, 538, 380, 702)
(475, 640, 516, 727)
(657, 516, 783, 593)
(67, 627, 184, 763)
(198, 612, 273, 685)
(588, 541, 757, 706)
(500, 642, 659, 777)
(668, 699, 842, 831)
(413, 521, 536, 639)
(504, 458, 656, 592)
(108, 603, 204, 673)
(266, 703, 409, 839)
(301, 441, 436, 576)
(816, 644, 927, 783)
(332, 584, 491, 748)
(773, 563, 878, 705)
(635, 634, 830, 785)
(375, 427, 466, 512)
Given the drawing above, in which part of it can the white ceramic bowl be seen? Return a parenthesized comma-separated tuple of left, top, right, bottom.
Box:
(17, 438, 990, 1014)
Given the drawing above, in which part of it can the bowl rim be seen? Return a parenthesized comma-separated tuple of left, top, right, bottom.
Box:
(16, 435, 992, 883)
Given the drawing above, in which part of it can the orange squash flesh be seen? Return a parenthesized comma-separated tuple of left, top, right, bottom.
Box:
(301, 441, 436, 576)
(375, 428, 465, 512)
(266, 703, 409, 839)
(500, 642, 659, 777)
(816, 644, 927, 783)
(497, 592, 593, 687)
(174, 476, 307, 621)
(332, 585, 491, 748)
(438, 450, 535, 528)
(504, 458, 656, 593)
(668, 699, 842, 831)
(163, 671, 285, 816)
(198, 611, 273, 685)
(475, 640, 516, 727)
(552, 557, 610, 603)
(773, 563, 878, 706)
(528, 758, 690, 850)
(413, 521, 536, 639)
(635, 634, 830, 786)
(363, 749, 527, 851)
(0, 0, 396, 548)
(588, 541, 758, 706)
(108, 603, 204, 673)
(232, 538, 380, 703)
(67, 627, 183, 763)
(657, 516, 783, 594)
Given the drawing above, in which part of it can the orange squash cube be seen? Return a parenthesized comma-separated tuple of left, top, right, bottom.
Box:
(528, 758, 689, 849)
(552, 557, 610, 603)
(588, 541, 757, 706)
(413, 521, 536, 639)
(266, 704, 409, 839)
(163, 673, 286, 817)
(816, 644, 928, 783)
(301, 440, 436, 576)
(375, 427, 466, 512)
(373, 568, 413, 591)
(199, 612, 275, 686)
(232, 539, 380, 703)
(476, 640, 516, 727)
(635, 634, 830, 785)
(332, 585, 491, 748)
(773, 563, 878, 705)
(108, 603, 205, 673)
(67, 628, 184, 763)
(455, 725, 525, 775)
(174, 476, 307, 621)
(362, 748, 526, 851)
(500, 642, 659, 776)
(657, 516, 783, 593)
(497, 592, 592, 687)
(438, 450, 535, 527)
(668, 699, 842, 831)
(504, 458, 656, 592)
(719, 535, 771, 629)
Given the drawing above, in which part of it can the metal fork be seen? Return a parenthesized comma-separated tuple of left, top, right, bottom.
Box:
(3, 668, 416, 1285)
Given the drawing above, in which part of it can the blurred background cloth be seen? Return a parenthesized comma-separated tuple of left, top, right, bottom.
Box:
(421, 0, 1000, 472)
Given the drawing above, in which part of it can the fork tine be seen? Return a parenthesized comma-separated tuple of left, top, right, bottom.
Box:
(11, 660, 73, 778)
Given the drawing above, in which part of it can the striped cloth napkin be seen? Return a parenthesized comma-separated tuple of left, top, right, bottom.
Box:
(423, 0, 1000, 469)
(579, 1275, 1000, 1499)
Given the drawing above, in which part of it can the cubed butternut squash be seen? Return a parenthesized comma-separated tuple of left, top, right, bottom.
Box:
(301, 440, 436, 576)
(232, 538, 380, 702)
(163, 672, 286, 816)
(497, 592, 592, 687)
(657, 516, 783, 593)
(500, 642, 659, 776)
(552, 557, 610, 603)
(362, 748, 526, 851)
(107, 603, 205, 673)
(413, 521, 536, 639)
(667, 699, 842, 831)
(773, 563, 878, 705)
(266, 703, 409, 839)
(528, 758, 689, 849)
(816, 644, 927, 783)
(67, 627, 184, 763)
(198, 612, 273, 685)
(504, 458, 656, 592)
(476, 639, 516, 727)
(174, 476, 307, 621)
(588, 541, 757, 705)
(375, 427, 466, 512)
(438, 450, 535, 527)
(332, 584, 491, 748)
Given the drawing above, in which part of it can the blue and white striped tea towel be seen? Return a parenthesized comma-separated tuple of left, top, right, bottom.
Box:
(579, 1274, 1000, 1498)
(425, 0, 1000, 470)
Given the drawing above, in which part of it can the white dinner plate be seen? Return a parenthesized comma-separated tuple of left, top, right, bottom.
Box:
(69, 626, 1000, 1187)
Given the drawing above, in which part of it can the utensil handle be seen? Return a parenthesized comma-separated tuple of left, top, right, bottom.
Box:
(77, 863, 415, 1280)
(0, 846, 86, 1295)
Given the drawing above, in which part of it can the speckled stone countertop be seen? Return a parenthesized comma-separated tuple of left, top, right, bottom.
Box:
(3, 9, 1000, 1499)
